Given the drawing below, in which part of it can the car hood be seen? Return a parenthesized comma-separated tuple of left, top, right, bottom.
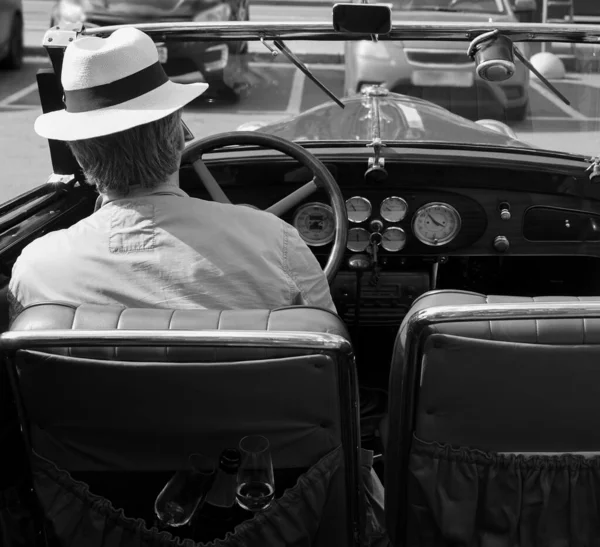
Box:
(237, 87, 530, 148)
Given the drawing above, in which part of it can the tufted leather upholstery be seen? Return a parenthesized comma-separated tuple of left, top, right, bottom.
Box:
(5, 303, 357, 474)
(386, 290, 600, 545)
(10, 302, 350, 362)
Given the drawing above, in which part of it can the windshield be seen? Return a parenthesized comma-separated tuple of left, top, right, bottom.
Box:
(2, 2, 600, 200)
(390, 0, 505, 13)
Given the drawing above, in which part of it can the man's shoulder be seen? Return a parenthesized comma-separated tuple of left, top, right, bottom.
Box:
(17, 229, 69, 266)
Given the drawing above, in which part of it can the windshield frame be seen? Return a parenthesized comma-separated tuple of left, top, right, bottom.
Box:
(75, 21, 600, 43)
(388, 0, 506, 15)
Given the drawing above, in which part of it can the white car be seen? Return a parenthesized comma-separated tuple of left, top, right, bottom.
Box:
(344, 0, 534, 120)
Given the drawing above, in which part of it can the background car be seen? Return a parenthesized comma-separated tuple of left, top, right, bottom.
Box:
(50, 0, 249, 101)
(0, 0, 23, 70)
(344, 0, 535, 120)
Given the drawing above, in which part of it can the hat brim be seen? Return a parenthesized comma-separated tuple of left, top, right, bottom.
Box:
(34, 80, 208, 141)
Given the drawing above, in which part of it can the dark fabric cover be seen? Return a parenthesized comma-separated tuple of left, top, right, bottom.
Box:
(0, 484, 39, 547)
(15, 351, 342, 472)
(408, 436, 600, 547)
(32, 446, 342, 547)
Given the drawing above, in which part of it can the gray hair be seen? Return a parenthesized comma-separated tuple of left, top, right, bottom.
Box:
(68, 109, 184, 195)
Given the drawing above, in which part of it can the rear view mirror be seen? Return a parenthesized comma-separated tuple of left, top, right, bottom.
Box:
(332, 3, 392, 35)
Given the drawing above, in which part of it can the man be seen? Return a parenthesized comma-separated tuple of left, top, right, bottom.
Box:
(7, 27, 388, 547)
(8, 27, 334, 319)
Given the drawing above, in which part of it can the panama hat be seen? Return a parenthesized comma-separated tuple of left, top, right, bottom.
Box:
(34, 27, 208, 141)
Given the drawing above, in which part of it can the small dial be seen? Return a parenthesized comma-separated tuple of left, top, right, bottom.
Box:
(346, 196, 372, 223)
(293, 202, 335, 247)
(347, 227, 370, 252)
(381, 227, 407, 252)
(412, 202, 461, 246)
(380, 197, 408, 223)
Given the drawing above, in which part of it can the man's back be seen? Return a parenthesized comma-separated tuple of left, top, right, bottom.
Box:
(9, 185, 335, 318)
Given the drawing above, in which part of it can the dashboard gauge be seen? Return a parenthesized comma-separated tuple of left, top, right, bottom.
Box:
(380, 197, 408, 223)
(381, 227, 407, 252)
(346, 196, 372, 223)
(293, 202, 335, 247)
(347, 227, 370, 252)
(412, 202, 461, 246)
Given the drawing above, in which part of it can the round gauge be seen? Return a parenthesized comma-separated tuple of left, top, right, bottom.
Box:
(346, 196, 372, 223)
(347, 227, 370, 252)
(380, 196, 408, 223)
(381, 227, 407, 252)
(293, 202, 335, 247)
(412, 202, 461, 246)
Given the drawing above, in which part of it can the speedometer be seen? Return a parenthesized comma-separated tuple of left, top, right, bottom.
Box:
(293, 202, 335, 247)
(412, 202, 461, 246)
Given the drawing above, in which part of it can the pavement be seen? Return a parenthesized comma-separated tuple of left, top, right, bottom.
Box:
(3, 0, 600, 202)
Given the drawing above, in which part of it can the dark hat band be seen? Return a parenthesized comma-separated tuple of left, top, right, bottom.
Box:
(64, 61, 169, 113)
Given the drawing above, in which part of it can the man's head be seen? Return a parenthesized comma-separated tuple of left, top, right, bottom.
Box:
(34, 28, 208, 193)
(68, 109, 184, 195)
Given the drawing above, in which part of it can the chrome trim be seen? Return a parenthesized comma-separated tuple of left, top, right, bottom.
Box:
(392, 300, 600, 544)
(292, 202, 335, 247)
(346, 196, 372, 224)
(381, 226, 407, 252)
(412, 202, 461, 246)
(0, 330, 353, 353)
(79, 22, 600, 43)
(380, 196, 408, 223)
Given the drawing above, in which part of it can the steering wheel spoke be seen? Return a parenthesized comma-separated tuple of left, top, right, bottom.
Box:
(192, 158, 231, 204)
(182, 131, 347, 283)
(266, 178, 319, 217)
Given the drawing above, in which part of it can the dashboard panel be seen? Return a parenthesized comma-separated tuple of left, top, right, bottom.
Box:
(183, 154, 600, 260)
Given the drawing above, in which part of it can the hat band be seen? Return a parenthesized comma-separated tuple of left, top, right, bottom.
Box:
(64, 61, 169, 113)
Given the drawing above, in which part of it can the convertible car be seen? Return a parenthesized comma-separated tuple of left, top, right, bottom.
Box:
(3, 4, 600, 547)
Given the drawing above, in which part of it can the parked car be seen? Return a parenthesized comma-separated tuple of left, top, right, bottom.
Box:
(0, 0, 23, 70)
(344, 0, 535, 120)
(50, 0, 249, 100)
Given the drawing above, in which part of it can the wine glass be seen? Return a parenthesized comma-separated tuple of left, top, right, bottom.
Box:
(154, 453, 216, 527)
(235, 435, 275, 512)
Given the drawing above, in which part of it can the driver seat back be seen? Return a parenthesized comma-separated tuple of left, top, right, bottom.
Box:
(2, 303, 362, 547)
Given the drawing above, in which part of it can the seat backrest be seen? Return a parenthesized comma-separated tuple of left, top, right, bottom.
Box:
(4, 303, 357, 472)
(386, 290, 600, 546)
(2, 303, 363, 547)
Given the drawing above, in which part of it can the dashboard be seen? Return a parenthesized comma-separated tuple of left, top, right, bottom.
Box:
(180, 151, 600, 325)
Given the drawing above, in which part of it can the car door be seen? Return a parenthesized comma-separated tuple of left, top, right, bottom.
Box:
(0, 182, 95, 332)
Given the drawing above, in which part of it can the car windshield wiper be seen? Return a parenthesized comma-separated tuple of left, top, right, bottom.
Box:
(262, 38, 344, 109)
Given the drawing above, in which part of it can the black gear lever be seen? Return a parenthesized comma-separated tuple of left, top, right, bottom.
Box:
(348, 253, 372, 328)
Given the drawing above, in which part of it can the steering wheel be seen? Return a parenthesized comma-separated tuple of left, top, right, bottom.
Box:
(181, 131, 347, 283)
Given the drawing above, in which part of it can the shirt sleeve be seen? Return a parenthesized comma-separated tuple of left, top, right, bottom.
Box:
(283, 223, 337, 314)
(7, 258, 27, 327)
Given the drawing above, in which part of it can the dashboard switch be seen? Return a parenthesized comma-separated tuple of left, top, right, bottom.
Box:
(493, 235, 510, 252)
(499, 202, 511, 221)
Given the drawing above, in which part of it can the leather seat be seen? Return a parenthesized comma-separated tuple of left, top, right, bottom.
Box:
(2, 303, 362, 547)
(385, 290, 600, 546)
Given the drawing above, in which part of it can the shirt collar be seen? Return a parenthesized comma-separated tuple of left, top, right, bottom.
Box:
(97, 184, 189, 209)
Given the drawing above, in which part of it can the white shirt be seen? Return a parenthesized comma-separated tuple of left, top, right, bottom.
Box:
(8, 184, 336, 320)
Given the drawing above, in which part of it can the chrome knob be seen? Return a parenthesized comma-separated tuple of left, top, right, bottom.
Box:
(348, 254, 372, 271)
(493, 235, 510, 252)
(500, 208, 511, 221)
